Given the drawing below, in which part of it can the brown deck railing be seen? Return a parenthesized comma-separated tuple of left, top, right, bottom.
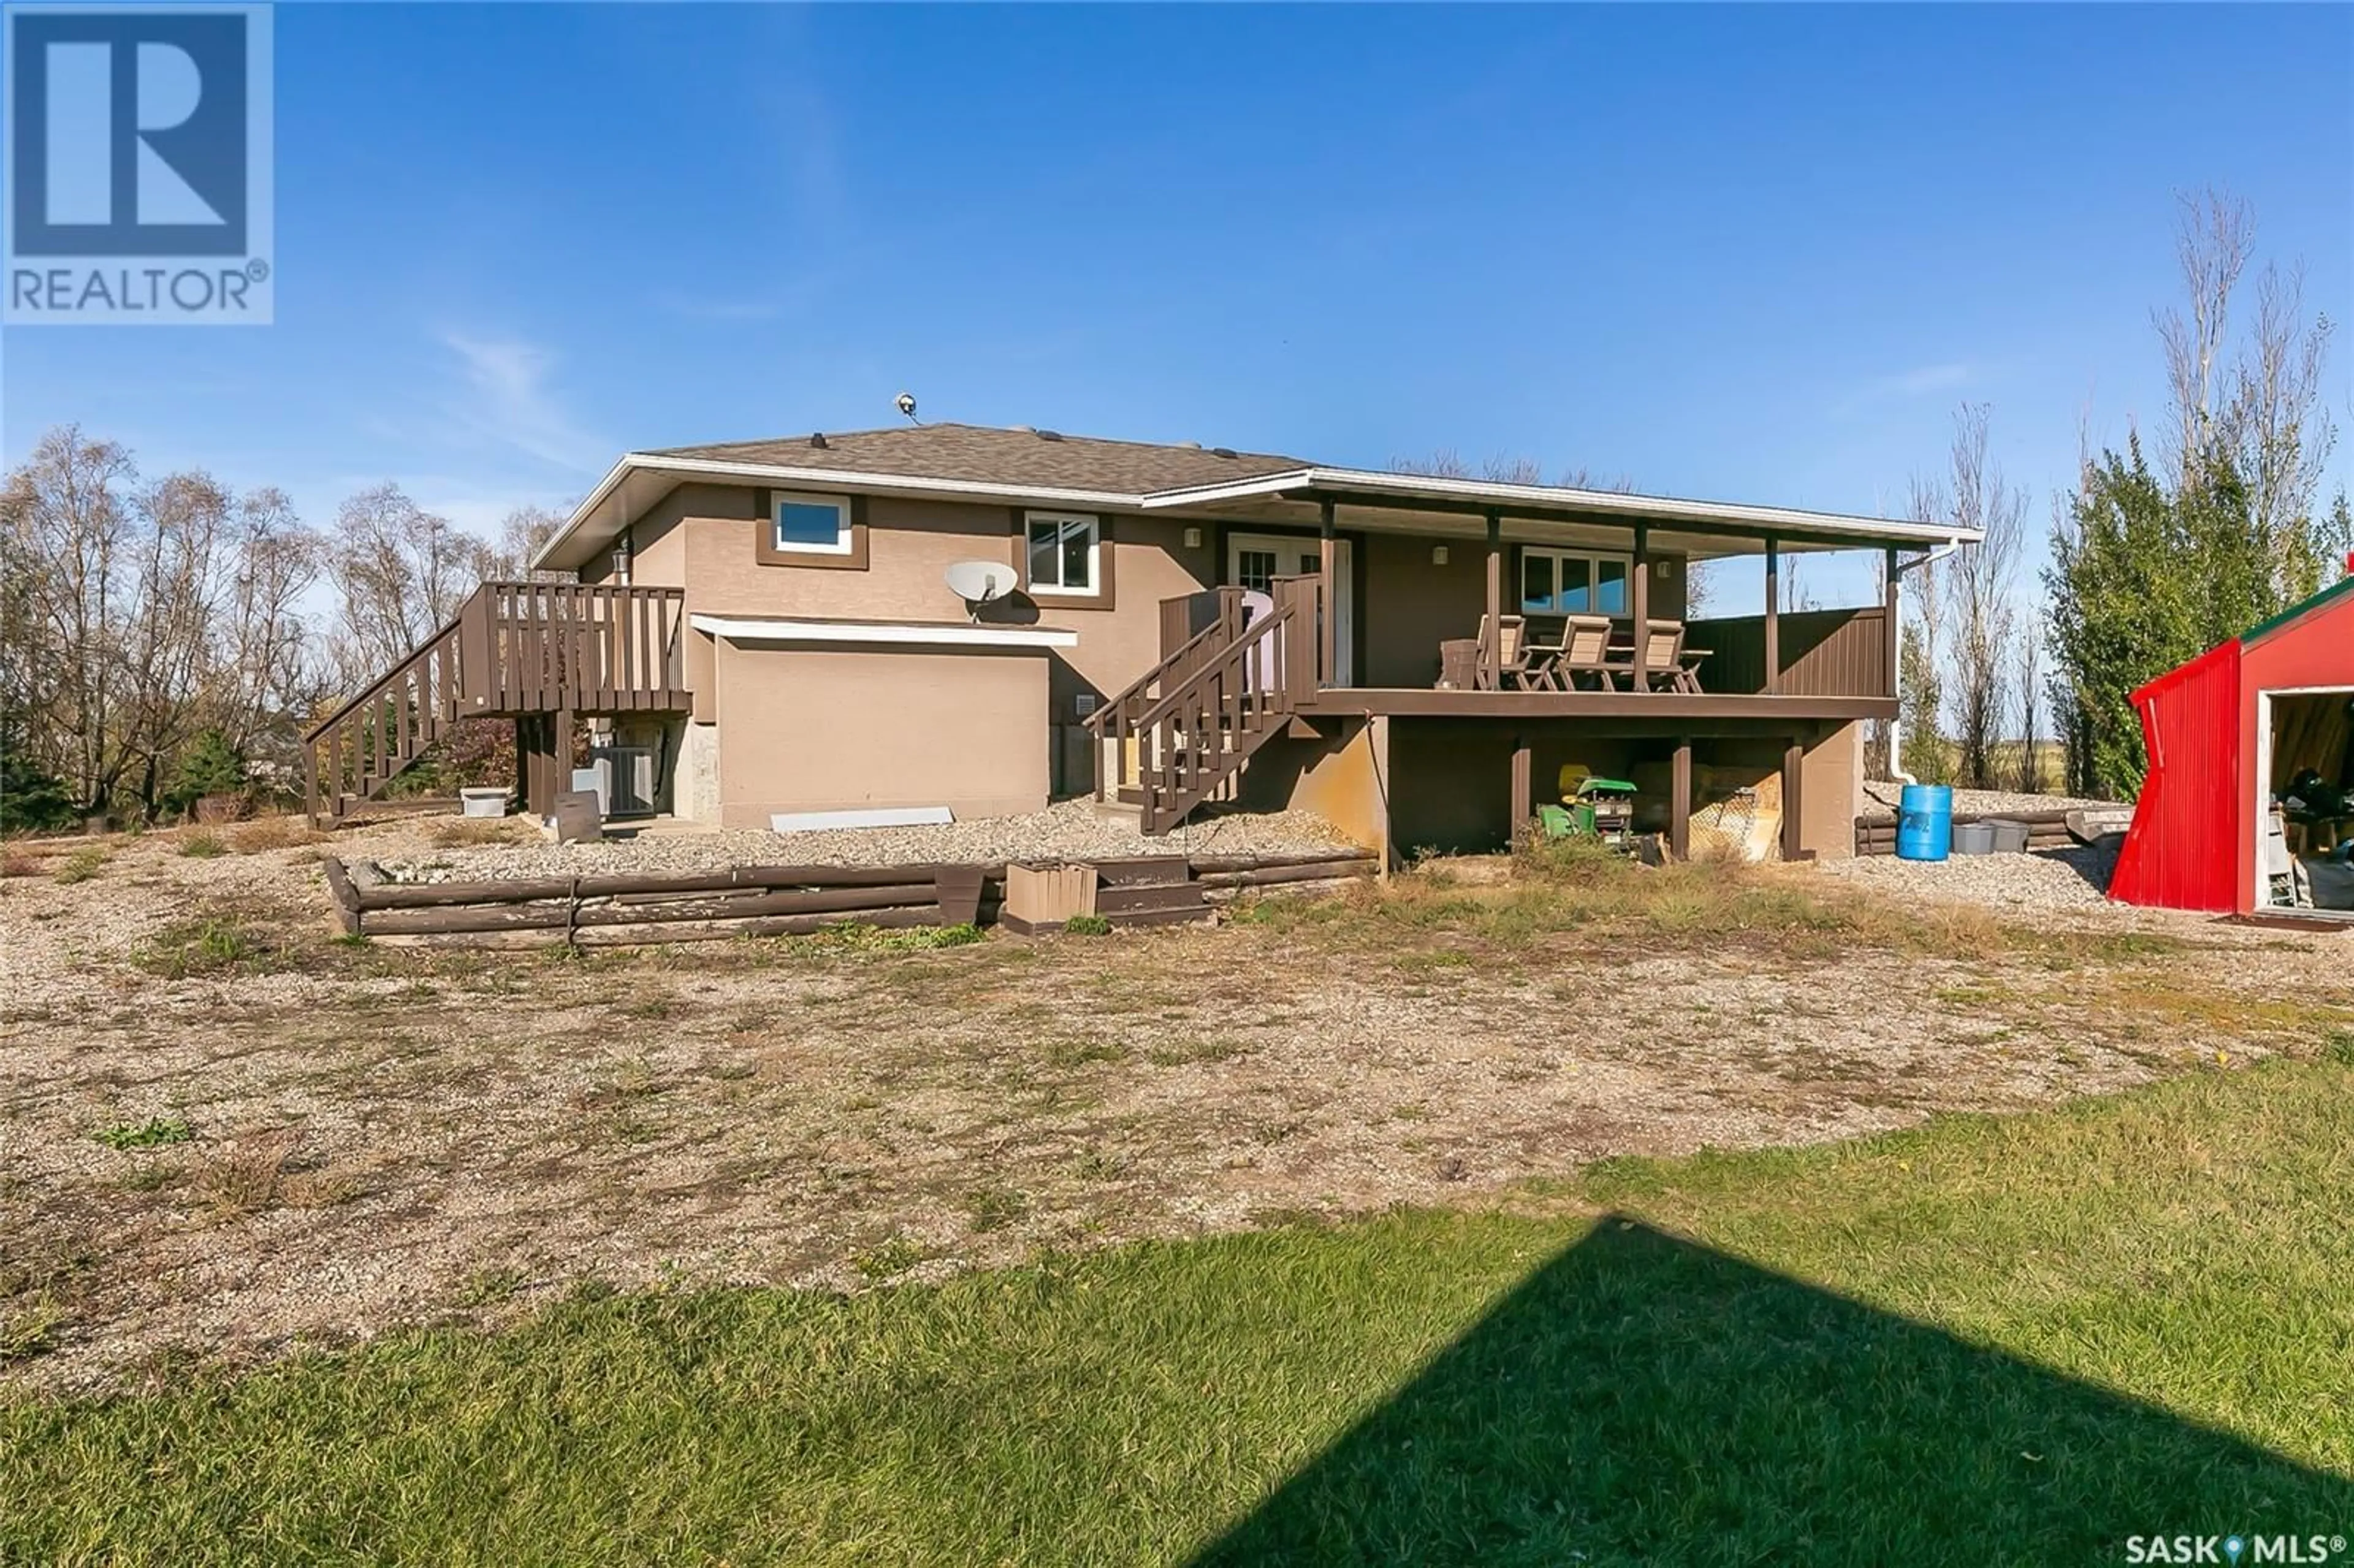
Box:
(1091, 576, 1323, 832)
(303, 581, 690, 822)
(1687, 606, 1892, 698)
(456, 582, 688, 714)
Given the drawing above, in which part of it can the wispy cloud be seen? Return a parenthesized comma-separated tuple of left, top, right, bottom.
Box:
(1880, 362, 1973, 397)
(439, 331, 603, 471)
(1832, 361, 1974, 419)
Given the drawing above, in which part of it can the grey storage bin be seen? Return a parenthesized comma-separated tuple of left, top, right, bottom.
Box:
(1986, 818, 2032, 854)
(1952, 822, 1996, 856)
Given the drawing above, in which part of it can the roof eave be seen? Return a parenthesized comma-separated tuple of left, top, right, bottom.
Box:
(532, 453, 1159, 572)
(1141, 466, 1982, 547)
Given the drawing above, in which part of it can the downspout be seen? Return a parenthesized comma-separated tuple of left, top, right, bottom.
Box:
(1886, 536, 1963, 786)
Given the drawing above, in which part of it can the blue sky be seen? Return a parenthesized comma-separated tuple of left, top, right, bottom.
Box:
(6, 2, 2349, 605)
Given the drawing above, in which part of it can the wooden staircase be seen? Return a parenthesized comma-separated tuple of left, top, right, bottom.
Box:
(1087, 577, 1324, 834)
(304, 581, 689, 824)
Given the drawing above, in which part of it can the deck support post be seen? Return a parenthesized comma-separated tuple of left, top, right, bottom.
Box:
(555, 706, 576, 803)
(1781, 736, 1805, 862)
(1510, 736, 1531, 846)
(514, 716, 533, 815)
(1764, 536, 1781, 695)
(1482, 509, 1503, 691)
(1670, 739, 1691, 861)
(1319, 498, 1338, 688)
(1629, 522, 1650, 693)
(1882, 545, 1900, 698)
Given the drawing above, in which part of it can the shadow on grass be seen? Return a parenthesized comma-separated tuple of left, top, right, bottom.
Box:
(1193, 1217, 2351, 1566)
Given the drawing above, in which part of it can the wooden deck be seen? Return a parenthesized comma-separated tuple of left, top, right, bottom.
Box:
(1297, 689, 1895, 724)
(305, 581, 691, 823)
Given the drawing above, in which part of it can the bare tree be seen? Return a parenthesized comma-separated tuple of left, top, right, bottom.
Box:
(1780, 555, 1821, 614)
(118, 470, 237, 810)
(1899, 476, 1950, 782)
(1, 427, 137, 810)
(2226, 259, 2338, 597)
(2012, 613, 2046, 794)
(324, 484, 494, 685)
(2156, 188, 2253, 484)
(1388, 450, 1636, 492)
(486, 503, 570, 581)
(1941, 405, 2027, 788)
(216, 487, 325, 754)
(2156, 188, 2339, 600)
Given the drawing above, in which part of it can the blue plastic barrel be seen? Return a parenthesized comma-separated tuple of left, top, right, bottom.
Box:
(1896, 784, 1952, 862)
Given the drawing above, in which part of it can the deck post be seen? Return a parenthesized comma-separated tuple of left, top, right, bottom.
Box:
(1764, 536, 1781, 695)
(555, 706, 576, 800)
(514, 716, 532, 815)
(1670, 739, 1691, 861)
(1319, 498, 1338, 688)
(1883, 545, 1900, 698)
(303, 743, 319, 828)
(1509, 736, 1531, 845)
(1482, 509, 1503, 691)
(1781, 737, 1805, 861)
(1629, 522, 1650, 693)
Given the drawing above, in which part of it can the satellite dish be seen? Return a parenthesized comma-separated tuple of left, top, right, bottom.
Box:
(945, 560, 1019, 617)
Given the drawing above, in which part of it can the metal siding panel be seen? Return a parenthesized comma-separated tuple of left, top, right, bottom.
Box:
(2112, 641, 2242, 911)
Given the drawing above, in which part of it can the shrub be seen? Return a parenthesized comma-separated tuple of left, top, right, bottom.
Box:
(94, 1116, 194, 1151)
(164, 730, 249, 816)
(1062, 914, 1114, 936)
(137, 918, 264, 978)
(179, 831, 228, 859)
(52, 847, 106, 884)
(0, 740, 77, 834)
(230, 814, 324, 853)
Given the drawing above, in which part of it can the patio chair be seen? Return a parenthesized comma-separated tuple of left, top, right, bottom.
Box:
(1476, 613, 1531, 690)
(1534, 614, 1618, 691)
(1634, 620, 1705, 693)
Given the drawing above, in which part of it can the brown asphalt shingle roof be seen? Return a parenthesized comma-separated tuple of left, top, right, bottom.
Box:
(644, 422, 1311, 497)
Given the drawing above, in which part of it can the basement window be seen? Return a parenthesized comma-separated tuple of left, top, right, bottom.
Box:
(772, 492, 855, 555)
(1026, 511, 1100, 596)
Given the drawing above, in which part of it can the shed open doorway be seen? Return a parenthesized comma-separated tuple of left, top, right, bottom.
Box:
(2257, 687, 2354, 919)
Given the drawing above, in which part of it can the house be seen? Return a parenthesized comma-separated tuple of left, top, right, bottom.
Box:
(2110, 570, 2354, 919)
(304, 422, 1979, 859)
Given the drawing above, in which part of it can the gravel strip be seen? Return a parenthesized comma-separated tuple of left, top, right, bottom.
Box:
(1859, 780, 2125, 821)
(1819, 838, 2122, 909)
(373, 798, 1360, 884)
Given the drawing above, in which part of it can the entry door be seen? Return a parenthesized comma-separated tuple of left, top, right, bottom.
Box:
(1227, 533, 1354, 687)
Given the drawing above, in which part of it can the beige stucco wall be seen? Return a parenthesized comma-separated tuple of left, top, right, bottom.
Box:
(709, 639, 1051, 828)
(1236, 717, 1388, 857)
(679, 494, 1216, 718)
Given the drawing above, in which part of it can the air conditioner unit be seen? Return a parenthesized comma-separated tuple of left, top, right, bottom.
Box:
(587, 745, 658, 816)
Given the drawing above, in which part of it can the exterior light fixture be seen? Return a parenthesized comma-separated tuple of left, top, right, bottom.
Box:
(1432, 544, 1449, 566)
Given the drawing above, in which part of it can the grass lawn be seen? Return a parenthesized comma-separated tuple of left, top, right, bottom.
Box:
(7, 1044, 2354, 1566)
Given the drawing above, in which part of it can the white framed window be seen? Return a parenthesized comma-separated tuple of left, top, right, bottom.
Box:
(1521, 548, 1632, 616)
(772, 491, 855, 555)
(1026, 511, 1100, 595)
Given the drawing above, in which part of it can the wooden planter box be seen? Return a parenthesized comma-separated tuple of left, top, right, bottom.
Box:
(1000, 862, 1099, 935)
(1003, 855, 1210, 935)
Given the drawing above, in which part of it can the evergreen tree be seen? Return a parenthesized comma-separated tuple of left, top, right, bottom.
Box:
(2044, 443, 2204, 801)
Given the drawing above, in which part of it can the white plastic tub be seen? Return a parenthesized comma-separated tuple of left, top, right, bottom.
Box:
(459, 788, 508, 820)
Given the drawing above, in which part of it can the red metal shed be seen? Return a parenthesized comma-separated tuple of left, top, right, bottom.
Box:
(2111, 573, 2354, 914)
